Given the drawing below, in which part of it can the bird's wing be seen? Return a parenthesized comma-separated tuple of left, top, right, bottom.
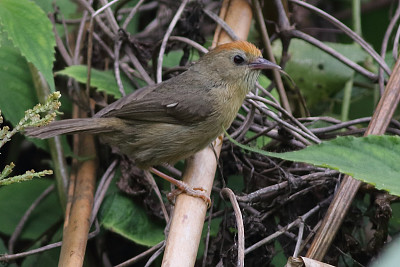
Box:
(94, 75, 215, 125)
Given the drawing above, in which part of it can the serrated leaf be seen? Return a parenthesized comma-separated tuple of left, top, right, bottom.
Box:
(0, 179, 63, 239)
(0, 0, 55, 91)
(56, 65, 136, 98)
(226, 134, 400, 196)
(99, 193, 165, 246)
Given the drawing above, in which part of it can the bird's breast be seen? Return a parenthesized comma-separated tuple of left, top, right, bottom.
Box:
(211, 83, 247, 129)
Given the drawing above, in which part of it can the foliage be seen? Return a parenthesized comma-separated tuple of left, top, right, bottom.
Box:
(226, 133, 400, 196)
(0, 92, 60, 186)
(56, 65, 136, 98)
(0, 0, 56, 91)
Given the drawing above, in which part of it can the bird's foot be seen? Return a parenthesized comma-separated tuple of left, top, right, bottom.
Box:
(150, 167, 211, 208)
(167, 182, 211, 208)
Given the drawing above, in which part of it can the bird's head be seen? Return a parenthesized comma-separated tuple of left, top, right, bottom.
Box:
(192, 41, 281, 93)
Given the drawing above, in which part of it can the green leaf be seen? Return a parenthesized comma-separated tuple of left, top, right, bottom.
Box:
(99, 193, 165, 246)
(56, 65, 136, 98)
(0, 179, 63, 240)
(21, 247, 60, 267)
(0, 46, 35, 126)
(21, 225, 62, 266)
(35, 0, 77, 18)
(0, 0, 55, 91)
(0, 45, 47, 149)
(272, 39, 370, 107)
(226, 134, 400, 196)
(162, 50, 201, 68)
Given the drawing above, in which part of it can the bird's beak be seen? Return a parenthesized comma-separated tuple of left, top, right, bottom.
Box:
(249, 57, 281, 70)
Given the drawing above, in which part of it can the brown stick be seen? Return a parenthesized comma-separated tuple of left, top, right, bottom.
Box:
(161, 0, 253, 266)
(252, 0, 292, 114)
(306, 56, 400, 260)
(58, 109, 97, 266)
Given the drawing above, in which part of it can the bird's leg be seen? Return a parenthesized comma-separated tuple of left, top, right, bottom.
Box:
(149, 167, 211, 207)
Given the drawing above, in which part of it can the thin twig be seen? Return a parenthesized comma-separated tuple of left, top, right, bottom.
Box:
(230, 105, 255, 140)
(309, 117, 371, 134)
(256, 83, 281, 105)
(144, 242, 166, 267)
(293, 221, 305, 257)
(125, 46, 155, 85)
(75, 0, 115, 38)
(8, 185, 55, 254)
(0, 225, 100, 262)
(114, 36, 126, 97)
(245, 197, 331, 255)
(90, 160, 118, 225)
(221, 188, 244, 267)
(393, 21, 400, 60)
(144, 170, 170, 223)
(73, 8, 90, 65)
(252, 0, 291, 114)
(93, 32, 115, 59)
(168, 36, 209, 54)
(380, 0, 400, 94)
(49, 13, 72, 66)
(236, 170, 338, 203)
(114, 241, 165, 267)
(202, 198, 214, 267)
(246, 94, 320, 143)
(95, 0, 120, 33)
(203, 8, 239, 41)
(247, 99, 312, 146)
(156, 0, 189, 83)
(122, 0, 146, 30)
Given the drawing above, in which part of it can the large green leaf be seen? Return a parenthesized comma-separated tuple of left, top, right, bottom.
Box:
(99, 193, 165, 247)
(0, 45, 47, 149)
(0, 179, 63, 240)
(272, 39, 370, 107)
(0, 0, 55, 91)
(0, 46, 36, 126)
(227, 134, 400, 196)
(56, 65, 136, 98)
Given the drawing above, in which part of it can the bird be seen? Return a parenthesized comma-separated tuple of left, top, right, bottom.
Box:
(26, 40, 281, 204)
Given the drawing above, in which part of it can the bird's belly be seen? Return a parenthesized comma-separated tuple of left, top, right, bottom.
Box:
(101, 120, 222, 168)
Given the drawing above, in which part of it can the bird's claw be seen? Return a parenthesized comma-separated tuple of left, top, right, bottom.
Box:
(167, 184, 211, 208)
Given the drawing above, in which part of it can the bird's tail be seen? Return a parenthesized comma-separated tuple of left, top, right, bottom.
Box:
(25, 118, 114, 139)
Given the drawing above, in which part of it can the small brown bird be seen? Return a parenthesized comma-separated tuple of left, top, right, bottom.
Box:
(26, 41, 280, 202)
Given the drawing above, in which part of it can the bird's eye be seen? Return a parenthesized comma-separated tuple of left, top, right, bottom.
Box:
(233, 55, 245, 65)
